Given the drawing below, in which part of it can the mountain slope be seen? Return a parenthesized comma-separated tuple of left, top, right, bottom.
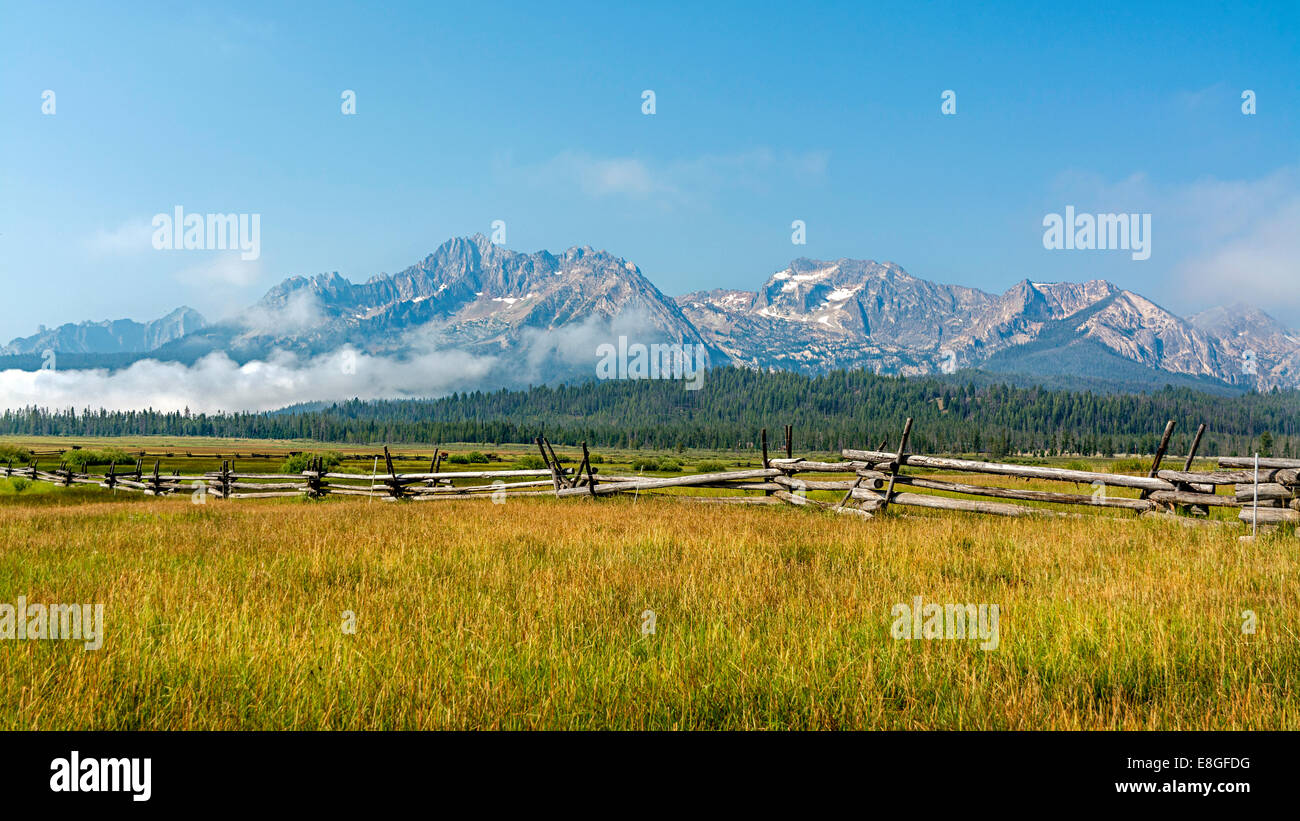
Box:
(680, 260, 1299, 390)
(1189, 303, 1300, 389)
(0, 307, 205, 355)
(151, 235, 714, 372)
(8, 239, 1299, 394)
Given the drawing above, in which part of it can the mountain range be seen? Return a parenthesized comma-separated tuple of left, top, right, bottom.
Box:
(6, 235, 1298, 394)
(0, 307, 205, 356)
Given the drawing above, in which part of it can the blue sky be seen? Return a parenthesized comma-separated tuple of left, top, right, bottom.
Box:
(2, 0, 1297, 341)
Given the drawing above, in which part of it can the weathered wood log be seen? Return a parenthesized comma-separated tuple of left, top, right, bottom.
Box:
(101, 483, 147, 493)
(112, 478, 166, 490)
(403, 480, 556, 494)
(201, 472, 306, 480)
(1147, 490, 1239, 507)
(1181, 423, 1206, 471)
(842, 449, 1174, 491)
(691, 481, 783, 491)
(1157, 469, 1273, 485)
(772, 475, 862, 491)
(1158, 430, 1216, 516)
(772, 490, 873, 519)
(1219, 456, 1300, 469)
(581, 441, 597, 497)
(877, 417, 914, 514)
(1234, 483, 1295, 502)
(100, 462, 119, 491)
(768, 459, 868, 473)
(1140, 420, 1176, 499)
(409, 488, 561, 501)
(683, 496, 784, 505)
(851, 487, 1068, 518)
(760, 428, 771, 497)
(554, 468, 781, 498)
(219, 481, 311, 491)
(319, 469, 556, 481)
(322, 487, 386, 497)
(1174, 426, 1214, 515)
(1238, 507, 1300, 524)
(849, 471, 889, 488)
(381, 447, 405, 499)
(219, 461, 232, 499)
(541, 437, 571, 489)
(891, 475, 1155, 511)
(226, 491, 310, 499)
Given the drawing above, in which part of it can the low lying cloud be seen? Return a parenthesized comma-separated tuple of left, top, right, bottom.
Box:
(0, 306, 702, 413)
(239, 289, 324, 335)
(0, 348, 499, 413)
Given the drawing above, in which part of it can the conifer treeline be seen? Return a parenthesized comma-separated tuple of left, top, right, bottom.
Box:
(2, 368, 1296, 456)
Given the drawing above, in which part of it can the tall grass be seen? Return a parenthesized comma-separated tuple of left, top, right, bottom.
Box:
(0, 493, 1295, 729)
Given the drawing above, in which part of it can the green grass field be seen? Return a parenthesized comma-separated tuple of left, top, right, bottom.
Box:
(1, 438, 1295, 729)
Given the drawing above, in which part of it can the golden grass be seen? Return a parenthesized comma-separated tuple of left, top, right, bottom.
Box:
(0, 492, 1296, 730)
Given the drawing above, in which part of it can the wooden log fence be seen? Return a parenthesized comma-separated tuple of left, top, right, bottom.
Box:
(4, 419, 1298, 533)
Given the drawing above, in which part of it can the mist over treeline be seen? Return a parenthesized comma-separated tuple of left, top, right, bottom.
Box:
(3, 368, 1298, 457)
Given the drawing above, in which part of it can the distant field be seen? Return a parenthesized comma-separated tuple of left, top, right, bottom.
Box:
(0, 438, 1294, 729)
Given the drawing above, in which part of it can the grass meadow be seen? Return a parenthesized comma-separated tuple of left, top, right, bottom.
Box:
(1, 444, 1296, 729)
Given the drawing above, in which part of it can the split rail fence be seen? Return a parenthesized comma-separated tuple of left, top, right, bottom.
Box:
(4, 422, 1298, 532)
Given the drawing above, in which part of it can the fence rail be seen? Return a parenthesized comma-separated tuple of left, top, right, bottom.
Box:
(4, 422, 1298, 533)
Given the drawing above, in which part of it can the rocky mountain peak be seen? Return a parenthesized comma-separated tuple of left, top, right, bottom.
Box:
(11, 238, 1298, 393)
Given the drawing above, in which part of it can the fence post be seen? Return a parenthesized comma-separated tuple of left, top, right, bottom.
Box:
(382, 446, 404, 500)
(543, 437, 571, 488)
(1139, 420, 1177, 505)
(1178, 423, 1209, 516)
(1182, 423, 1207, 472)
(878, 417, 915, 514)
(581, 441, 597, 497)
(536, 437, 562, 493)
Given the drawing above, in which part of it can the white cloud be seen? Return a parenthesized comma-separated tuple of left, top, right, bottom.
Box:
(0, 308, 701, 413)
(239, 289, 323, 335)
(529, 152, 669, 198)
(514, 148, 830, 205)
(173, 252, 263, 289)
(1176, 191, 1300, 320)
(1044, 164, 1300, 327)
(0, 348, 499, 413)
